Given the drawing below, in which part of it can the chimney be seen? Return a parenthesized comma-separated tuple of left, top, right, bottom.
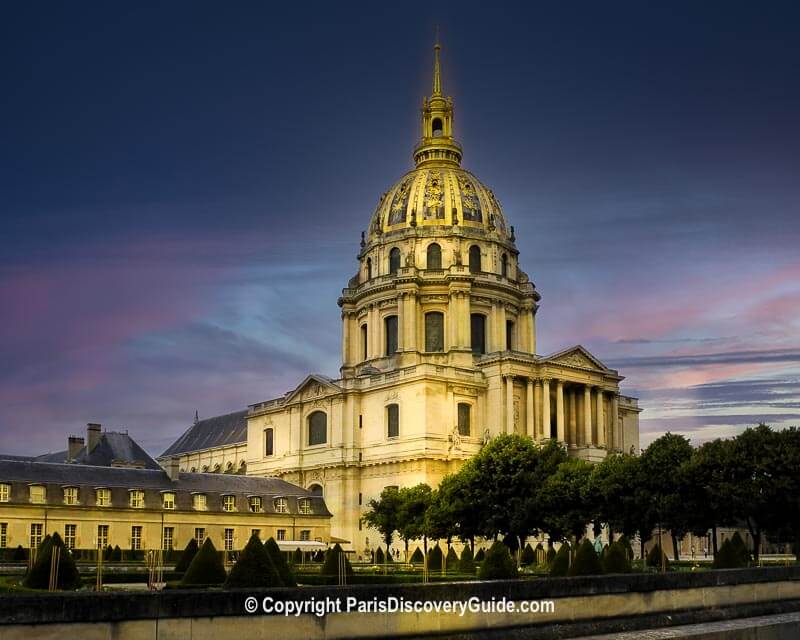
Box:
(163, 457, 181, 481)
(67, 436, 84, 461)
(87, 423, 101, 452)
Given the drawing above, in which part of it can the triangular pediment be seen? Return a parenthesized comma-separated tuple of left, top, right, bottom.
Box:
(541, 345, 610, 372)
(284, 374, 341, 404)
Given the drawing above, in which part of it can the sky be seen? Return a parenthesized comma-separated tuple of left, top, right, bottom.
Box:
(1, 1, 798, 456)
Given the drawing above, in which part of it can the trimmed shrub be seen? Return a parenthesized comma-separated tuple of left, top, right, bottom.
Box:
(549, 543, 571, 577)
(568, 539, 603, 576)
(426, 546, 443, 572)
(458, 545, 475, 573)
(13, 545, 27, 562)
(521, 543, 536, 566)
(602, 541, 632, 573)
(292, 547, 303, 565)
(617, 535, 634, 561)
(225, 534, 282, 588)
(321, 543, 354, 585)
(646, 543, 669, 570)
(174, 539, 199, 573)
(103, 544, 113, 561)
(313, 550, 325, 562)
(111, 545, 123, 562)
(181, 538, 227, 586)
(23, 532, 81, 590)
(446, 546, 459, 570)
(730, 532, 750, 565)
(477, 541, 517, 580)
(264, 537, 296, 587)
(545, 546, 556, 565)
(375, 547, 385, 564)
(713, 539, 747, 569)
(474, 548, 486, 563)
(410, 547, 424, 564)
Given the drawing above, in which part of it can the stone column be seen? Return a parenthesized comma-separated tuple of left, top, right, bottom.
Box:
(505, 376, 514, 434)
(556, 380, 565, 443)
(583, 386, 593, 447)
(368, 304, 377, 359)
(396, 294, 404, 351)
(542, 378, 551, 439)
(596, 388, 606, 448)
(498, 303, 507, 352)
(568, 388, 577, 445)
(408, 291, 417, 351)
(526, 378, 534, 438)
(341, 311, 350, 365)
(533, 379, 542, 439)
(611, 394, 620, 451)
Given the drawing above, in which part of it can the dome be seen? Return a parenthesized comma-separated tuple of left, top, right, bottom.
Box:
(367, 166, 510, 242)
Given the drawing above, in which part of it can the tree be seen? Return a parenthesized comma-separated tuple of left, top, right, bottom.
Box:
(477, 541, 517, 580)
(410, 547, 424, 564)
(264, 537, 296, 587)
(321, 544, 354, 585)
(537, 459, 595, 543)
(175, 538, 199, 573)
(639, 433, 694, 561)
(602, 541, 632, 574)
(181, 538, 226, 586)
(587, 453, 646, 542)
(23, 532, 81, 590)
(458, 545, 475, 573)
(568, 539, 603, 576)
(225, 534, 282, 588)
(426, 545, 443, 572)
(549, 543, 570, 577)
(520, 543, 536, 566)
(363, 486, 402, 560)
(396, 483, 433, 557)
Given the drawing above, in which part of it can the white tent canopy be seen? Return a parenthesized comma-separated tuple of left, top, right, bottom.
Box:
(274, 540, 327, 552)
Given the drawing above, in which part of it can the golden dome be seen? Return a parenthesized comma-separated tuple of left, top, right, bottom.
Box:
(367, 166, 510, 241)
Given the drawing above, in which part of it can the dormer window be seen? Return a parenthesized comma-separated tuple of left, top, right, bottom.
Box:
(63, 487, 79, 505)
(249, 496, 262, 513)
(222, 495, 236, 512)
(274, 497, 288, 514)
(129, 489, 144, 508)
(96, 488, 111, 507)
(29, 484, 46, 504)
(162, 492, 175, 510)
(193, 493, 207, 511)
(298, 498, 312, 515)
(0, 483, 10, 502)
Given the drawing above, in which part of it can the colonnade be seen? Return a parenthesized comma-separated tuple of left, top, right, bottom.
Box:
(503, 375, 622, 451)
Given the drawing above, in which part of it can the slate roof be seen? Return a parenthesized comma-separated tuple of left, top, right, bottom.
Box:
(160, 410, 248, 457)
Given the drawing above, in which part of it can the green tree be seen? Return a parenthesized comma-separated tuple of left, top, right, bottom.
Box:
(174, 538, 199, 573)
(602, 541, 632, 573)
(477, 541, 517, 580)
(321, 543, 354, 585)
(549, 543, 571, 577)
(568, 539, 602, 576)
(182, 538, 227, 586)
(396, 483, 433, 557)
(264, 537, 296, 587)
(363, 486, 402, 561)
(458, 545, 475, 573)
(225, 534, 282, 588)
(23, 532, 81, 590)
(537, 459, 595, 544)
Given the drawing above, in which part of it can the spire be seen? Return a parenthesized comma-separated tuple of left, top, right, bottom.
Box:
(194, 410, 199, 425)
(432, 28, 442, 96)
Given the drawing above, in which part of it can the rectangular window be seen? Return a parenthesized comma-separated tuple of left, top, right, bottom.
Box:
(425, 312, 444, 352)
(63, 487, 79, 505)
(129, 490, 144, 508)
(384, 315, 398, 355)
(193, 494, 207, 511)
(224, 528, 234, 551)
(470, 313, 486, 355)
(162, 527, 174, 550)
(359, 492, 362, 506)
(458, 403, 472, 437)
(274, 497, 288, 513)
(361, 325, 368, 360)
(161, 492, 175, 510)
(64, 524, 76, 549)
(387, 404, 399, 438)
(249, 496, 262, 513)
(222, 495, 236, 512)
(96, 524, 109, 549)
(298, 498, 312, 515)
(506, 320, 514, 351)
(264, 428, 274, 457)
(0, 483, 10, 502)
(96, 488, 111, 507)
(300, 530, 311, 541)
(194, 527, 205, 546)
(0, 523, 7, 548)
(29, 485, 46, 504)
(131, 526, 142, 551)
(30, 523, 43, 548)
(251, 529, 260, 539)
(277, 529, 286, 541)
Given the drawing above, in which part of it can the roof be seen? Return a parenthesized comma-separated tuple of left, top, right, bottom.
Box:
(160, 410, 248, 457)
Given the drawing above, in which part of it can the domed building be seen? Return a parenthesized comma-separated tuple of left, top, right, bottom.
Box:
(159, 43, 641, 551)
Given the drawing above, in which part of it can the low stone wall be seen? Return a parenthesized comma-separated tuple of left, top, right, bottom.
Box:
(1, 567, 799, 639)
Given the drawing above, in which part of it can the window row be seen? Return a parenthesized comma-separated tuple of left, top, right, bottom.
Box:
(366, 244, 512, 279)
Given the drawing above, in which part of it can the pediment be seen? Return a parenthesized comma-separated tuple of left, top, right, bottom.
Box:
(542, 345, 610, 372)
(285, 374, 341, 404)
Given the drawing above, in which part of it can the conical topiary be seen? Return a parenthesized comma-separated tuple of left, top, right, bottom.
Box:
(292, 547, 303, 565)
(321, 543, 354, 584)
(646, 543, 669, 570)
(477, 541, 517, 580)
(521, 543, 536, 566)
(602, 540, 632, 573)
(458, 545, 476, 573)
(713, 538, 746, 569)
(13, 545, 27, 562)
(426, 546, 444, 572)
(111, 545, 122, 562)
(174, 538, 199, 573)
(264, 537, 296, 587)
(549, 543, 571, 577)
(375, 547, 385, 564)
(446, 546, 459, 570)
(410, 547, 424, 564)
(181, 538, 227, 585)
(103, 544, 113, 561)
(225, 534, 282, 588)
(617, 535, 634, 561)
(729, 532, 750, 566)
(474, 547, 486, 562)
(568, 539, 603, 576)
(545, 545, 557, 565)
(23, 532, 81, 590)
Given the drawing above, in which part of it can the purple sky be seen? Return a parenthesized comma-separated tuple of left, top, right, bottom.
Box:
(1, 2, 799, 456)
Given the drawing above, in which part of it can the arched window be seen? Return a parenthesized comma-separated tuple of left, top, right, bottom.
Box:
(506, 320, 514, 351)
(366, 257, 372, 280)
(361, 324, 368, 360)
(469, 245, 481, 273)
(308, 411, 327, 446)
(384, 315, 398, 355)
(470, 314, 486, 355)
(264, 427, 274, 457)
(501, 253, 508, 277)
(308, 484, 323, 496)
(386, 404, 399, 438)
(389, 247, 401, 275)
(425, 312, 444, 352)
(427, 243, 442, 270)
(457, 403, 471, 436)
(432, 117, 443, 137)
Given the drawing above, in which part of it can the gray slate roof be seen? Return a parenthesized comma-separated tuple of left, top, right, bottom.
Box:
(160, 410, 248, 457)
